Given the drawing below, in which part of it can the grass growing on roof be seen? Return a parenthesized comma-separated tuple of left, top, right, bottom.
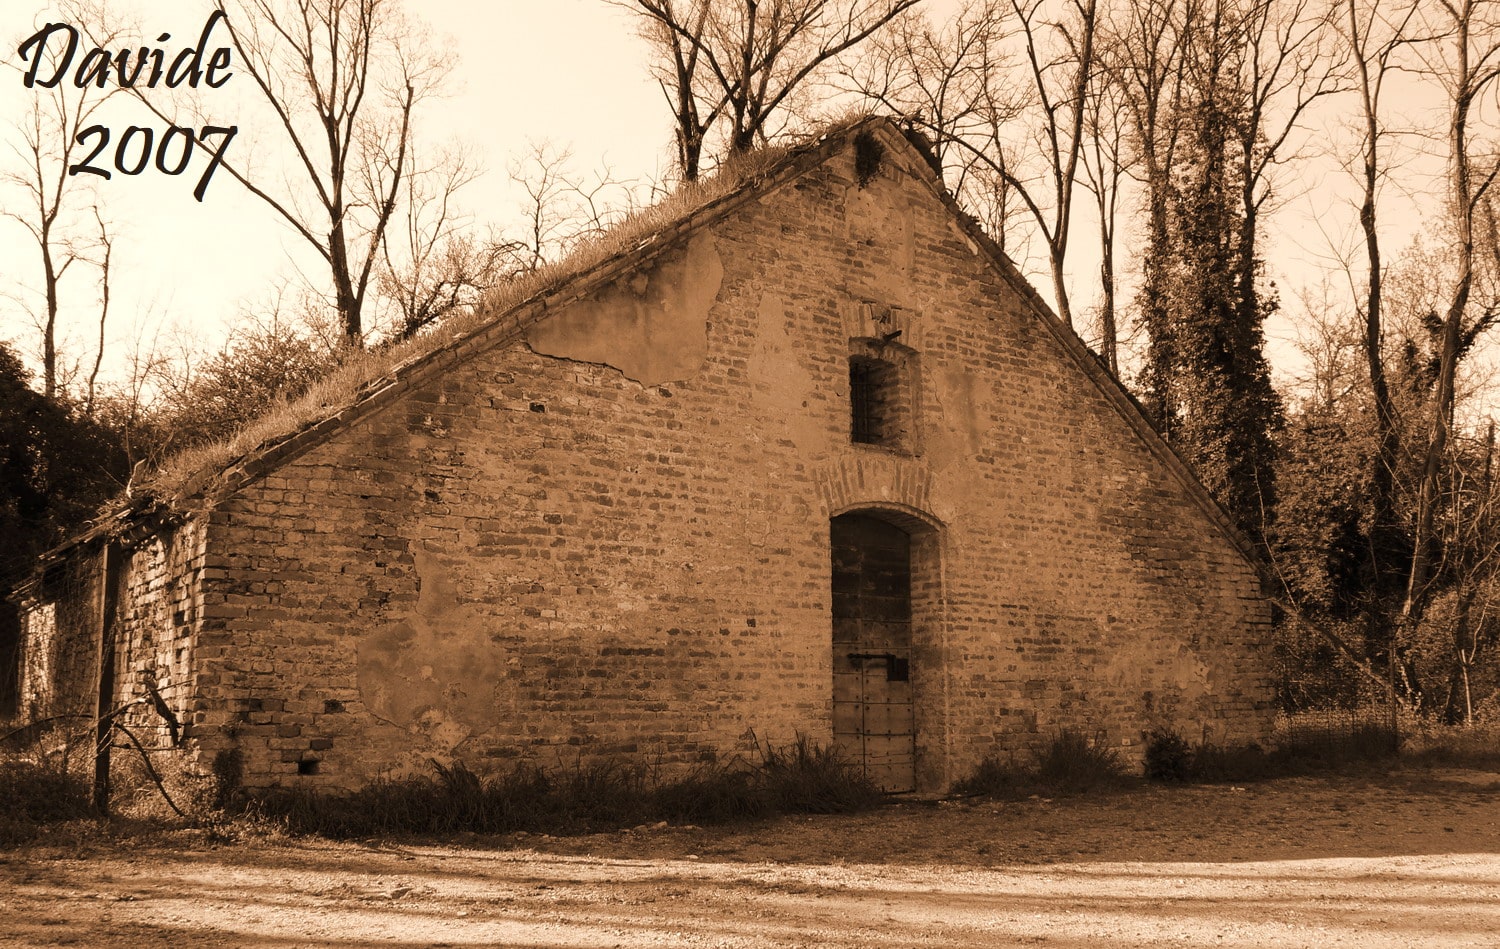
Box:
(137, 116, 889, 502)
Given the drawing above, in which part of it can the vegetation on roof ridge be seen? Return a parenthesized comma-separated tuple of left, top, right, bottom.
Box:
(139, 113, 886, 503)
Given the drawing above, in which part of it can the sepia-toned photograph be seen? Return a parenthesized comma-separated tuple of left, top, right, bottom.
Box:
(1, 1, 1497, 945)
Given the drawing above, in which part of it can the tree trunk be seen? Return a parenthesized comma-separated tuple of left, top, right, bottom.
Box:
(1400, 4, 1484, 654)
(41, 232, 59, 401)
(1098, 240, 1117, 374)
(330, 215, 362, 345)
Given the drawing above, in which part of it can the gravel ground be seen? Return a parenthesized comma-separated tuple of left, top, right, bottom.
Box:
(2, 766, 1498, 948)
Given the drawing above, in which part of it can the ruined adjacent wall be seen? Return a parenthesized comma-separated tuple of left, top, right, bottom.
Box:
(12, 521, 207, 756)
(176, 123, 1272, 791)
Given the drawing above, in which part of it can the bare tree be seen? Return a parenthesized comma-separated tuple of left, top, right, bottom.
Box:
(1282, 278, 1364, 415)
(94, 317, 178, 470)
(621, 0, 923, 180)
(2, 19, 122, 400)
(845, 0, 1100, 326)
(1078, 50, 1128, 370)
(1288, 0, 1500, 708)
(1100, 0, 1192, 416)
(844, 0, 1013, 176)
(991, 0, 1099, 329)
(1400, 0, 1500, 651)
(377, 146, 499, 341)
(219, 0, 452, 345)
(1329, 0, 1424, 687)
(850, 1, 1024, 256)
(495, 142, 644, 275)
(1229, 0, 1346, 381)
(84, 206, 112, 417)
(504, 142, 589, 276)
(93, 0, 449, 346)
(379, 138, 644, 343)
(631, 0, 717, 181)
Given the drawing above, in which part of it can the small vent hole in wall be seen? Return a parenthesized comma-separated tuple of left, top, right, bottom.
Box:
(297, 759, 320, 776)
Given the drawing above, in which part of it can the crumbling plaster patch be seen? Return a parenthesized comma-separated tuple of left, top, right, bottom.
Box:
(525, 230, 724, 386)
(356, 549, 510, 752)
(928, 365, 991, 465)
(747, 290, 822, 449)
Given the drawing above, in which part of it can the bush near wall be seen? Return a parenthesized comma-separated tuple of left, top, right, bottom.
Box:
(0, 754, 93, 845)
(952, 730, 1132, 799)
(251, 737, 884, 839)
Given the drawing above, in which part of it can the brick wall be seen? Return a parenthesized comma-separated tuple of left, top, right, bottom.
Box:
(185, 124, 1272, 791)
(16, 554, 101, 728)
(13, 519, 207, 759)
(114, 521, 208, 747)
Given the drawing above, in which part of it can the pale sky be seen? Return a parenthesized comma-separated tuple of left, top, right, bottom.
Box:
(0, 0, 1467, 405)
(0, 0, 668, 389)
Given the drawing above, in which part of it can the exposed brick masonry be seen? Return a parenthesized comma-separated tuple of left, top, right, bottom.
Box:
(13, 120, 1272, 792)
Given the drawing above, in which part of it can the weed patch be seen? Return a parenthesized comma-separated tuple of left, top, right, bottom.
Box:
(250, 737, 880, 839)
(1144, 723, 1399, 785)
(954, 730, 1130, 799)
(0, 755, 94, 845)
(1397, 719, 1500, 769)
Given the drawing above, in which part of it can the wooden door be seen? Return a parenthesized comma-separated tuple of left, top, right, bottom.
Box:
(831, 513, 915, 792)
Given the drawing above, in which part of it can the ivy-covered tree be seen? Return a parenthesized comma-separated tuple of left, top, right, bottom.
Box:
(0, 343, 126, 589)
(1128, 0, 1286, 547)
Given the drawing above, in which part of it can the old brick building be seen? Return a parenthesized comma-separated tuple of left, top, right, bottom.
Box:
(8, 117, 1273, 793)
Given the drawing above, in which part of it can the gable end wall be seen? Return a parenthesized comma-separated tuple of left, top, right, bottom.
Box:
(183, 131, 1273, 790)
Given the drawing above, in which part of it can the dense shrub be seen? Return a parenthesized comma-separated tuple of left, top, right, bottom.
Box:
(1401, 718, 1500, 768)
(1035, 729, 1128, 792)
(949, 753, 1032, 798)
(1145, 722, 1399, 785)
(251, 737, 882, 839)
(1185, 742, 1277, 782)
(0, 757, 92, 822)
(0, 343, 128, 591)
(1278, 722, 1398, 766)
(756, 734, 884, 814)
(954, 730, 1130, 799)
(1144, 729, 1194, 782)
(0, 755, 94, 845)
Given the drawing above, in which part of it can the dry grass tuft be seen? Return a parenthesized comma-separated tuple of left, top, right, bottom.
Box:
(952, 729, 1131, 799)
(248, 736, 880, 838)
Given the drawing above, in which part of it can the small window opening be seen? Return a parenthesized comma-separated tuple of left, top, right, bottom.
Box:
(297, 759, 320, 776)
(850, 355, 902, 446)
(850, 357, 879, 443)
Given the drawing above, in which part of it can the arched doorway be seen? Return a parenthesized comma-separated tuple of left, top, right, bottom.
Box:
(831, 512, 917, 792)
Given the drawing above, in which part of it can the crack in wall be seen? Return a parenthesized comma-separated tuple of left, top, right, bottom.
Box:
(525, 231, 723, 386)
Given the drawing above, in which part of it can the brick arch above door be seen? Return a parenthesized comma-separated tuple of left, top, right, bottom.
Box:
(815, 454, 943, 532)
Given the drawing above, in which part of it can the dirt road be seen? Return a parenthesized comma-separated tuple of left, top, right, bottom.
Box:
(3, 768, 1498, 948)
